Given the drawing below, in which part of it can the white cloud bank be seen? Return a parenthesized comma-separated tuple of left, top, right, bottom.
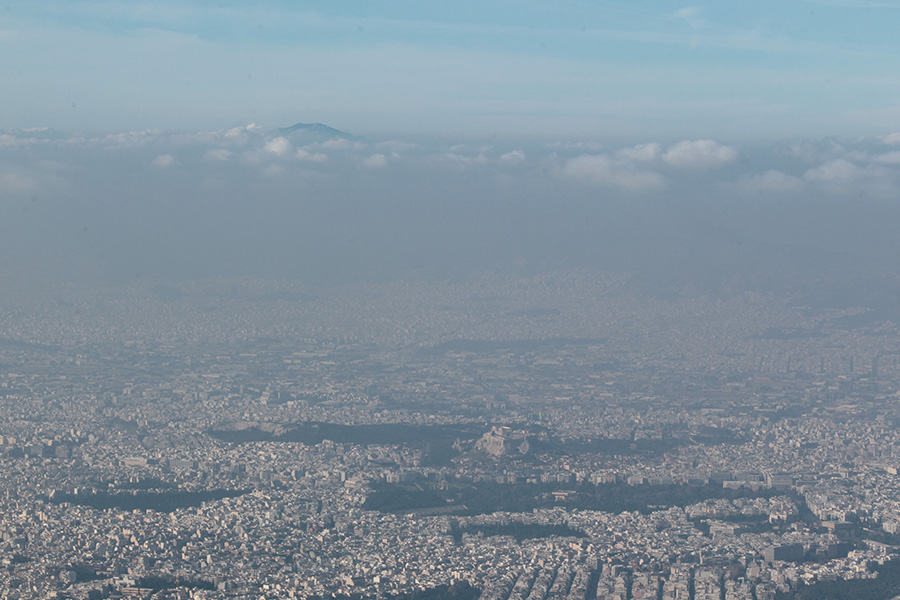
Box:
(616, 143, 662, 162)
(563, 155, 668, 191)
(362, 153, 389, 168)
(737, 170, 805, 193)
(562, 138, 738, 190)
(661, 139, 738, 169)
(296, 148, 328, 162)
(264, 137, 293, 157)
(500, 150, 527, 164)
(151, 154, 175, 168)
(6, 125, 900, 201)
(803, 158, 867, 181)
(872, 151, 900, 165)
(205, 149, 233, 161)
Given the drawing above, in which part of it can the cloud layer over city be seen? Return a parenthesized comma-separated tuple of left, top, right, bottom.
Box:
(3, 124, 900, 290)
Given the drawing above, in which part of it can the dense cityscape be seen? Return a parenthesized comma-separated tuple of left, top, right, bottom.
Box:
(3, 272, 900, 599)
(6, 0, 900, 598)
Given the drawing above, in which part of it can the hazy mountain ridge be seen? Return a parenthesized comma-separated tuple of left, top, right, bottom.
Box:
(275, 122, 358, 142)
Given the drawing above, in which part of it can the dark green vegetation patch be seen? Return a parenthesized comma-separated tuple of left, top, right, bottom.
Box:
(208, 421, 480, 446)
(363, 481, 779, 516)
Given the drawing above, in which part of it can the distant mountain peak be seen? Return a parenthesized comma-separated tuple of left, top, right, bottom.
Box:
(275, 122, 359, 141)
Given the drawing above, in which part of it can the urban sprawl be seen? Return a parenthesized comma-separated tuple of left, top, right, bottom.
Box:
(2, 272, 900, 600)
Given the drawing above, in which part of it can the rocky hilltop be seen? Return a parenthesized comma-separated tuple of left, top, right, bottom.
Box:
(474, 426, 531, 457)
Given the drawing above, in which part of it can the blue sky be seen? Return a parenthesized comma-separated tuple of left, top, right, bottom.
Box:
(3, 1, 900, 140)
